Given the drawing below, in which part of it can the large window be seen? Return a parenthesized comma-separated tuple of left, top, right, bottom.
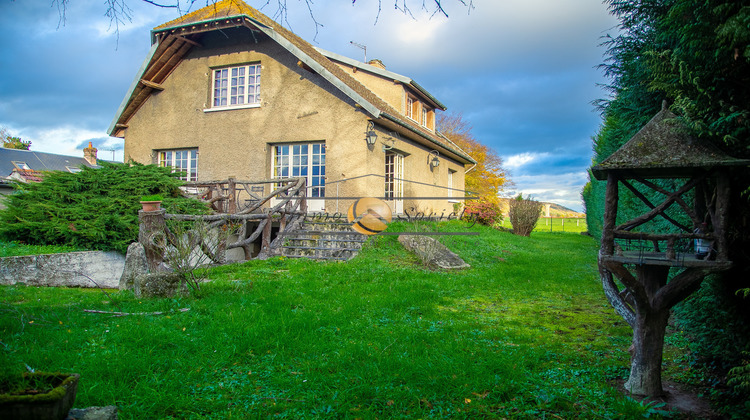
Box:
(158, 149, 198, 181)
(212, 64, 261, 108)
(272, 142, 326, 200)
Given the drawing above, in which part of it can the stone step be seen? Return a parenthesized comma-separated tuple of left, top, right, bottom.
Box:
(276, 222, 368, 261)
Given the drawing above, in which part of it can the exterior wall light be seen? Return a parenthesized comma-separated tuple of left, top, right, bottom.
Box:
(366, 121, 378, 146)
(429, 150, 440, 168)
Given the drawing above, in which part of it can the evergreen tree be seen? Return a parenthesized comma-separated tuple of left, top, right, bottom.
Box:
(0, 162, 208, 253)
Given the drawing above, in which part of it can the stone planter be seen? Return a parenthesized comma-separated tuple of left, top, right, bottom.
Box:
(140, 200, 162, 212)
(0, 372, 80, 420)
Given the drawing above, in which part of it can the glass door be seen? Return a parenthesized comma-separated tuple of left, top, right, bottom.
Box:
(385, 152, 403, 214)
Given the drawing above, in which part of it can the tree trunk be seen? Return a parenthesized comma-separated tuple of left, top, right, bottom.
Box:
(625, 306, 670, 396)
(624, 264, 670, 396)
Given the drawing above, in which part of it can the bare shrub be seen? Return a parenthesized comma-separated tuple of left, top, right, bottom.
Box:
(508, 194, 543, 236)
(150, 219, 240, 292)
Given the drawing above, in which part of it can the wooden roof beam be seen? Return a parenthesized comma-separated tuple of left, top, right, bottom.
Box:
(176, 35, 201, 47)
(149, 41, 194, 83)
(140, 79, 165, 91)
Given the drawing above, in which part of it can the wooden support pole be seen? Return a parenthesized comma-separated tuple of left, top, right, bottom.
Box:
(228, 177, 237, 214)
(261, 215, 272, 254)
(714, 172, 730, 261)
(601, 172, 619, 255)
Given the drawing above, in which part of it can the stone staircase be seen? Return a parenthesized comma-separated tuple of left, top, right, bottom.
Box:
(278, 220, 369, 261)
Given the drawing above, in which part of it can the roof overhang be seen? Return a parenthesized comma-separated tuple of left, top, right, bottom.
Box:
(376, 113, 475, 165)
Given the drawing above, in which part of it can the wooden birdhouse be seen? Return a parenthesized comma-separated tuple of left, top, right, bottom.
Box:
(590, 102, 749, 396)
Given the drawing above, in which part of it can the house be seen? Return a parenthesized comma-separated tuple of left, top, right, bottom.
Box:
(0, 142, 100, 208)
(108, 0, 475, 214)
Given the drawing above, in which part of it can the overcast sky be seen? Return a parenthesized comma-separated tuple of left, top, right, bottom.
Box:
(0, 0, 619, 212)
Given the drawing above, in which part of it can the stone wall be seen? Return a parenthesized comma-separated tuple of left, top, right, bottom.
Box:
(0, 251, 124, 288)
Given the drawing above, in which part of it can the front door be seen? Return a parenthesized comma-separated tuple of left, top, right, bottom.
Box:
(385, 151, 403, 214)
(272, 143, 325, 212)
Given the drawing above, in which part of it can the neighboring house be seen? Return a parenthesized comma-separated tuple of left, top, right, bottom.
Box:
(108, 0, 475, 214)
(0, 143, 100, 209)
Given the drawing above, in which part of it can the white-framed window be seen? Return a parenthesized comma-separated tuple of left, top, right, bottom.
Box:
(272, 142, 326, 198)
(406, 97, 414, 119)
(158, 148, 198, 181)
(212, 64, 261, 108)
(421, 107, 428, 127)
(12, 161, 30, 170)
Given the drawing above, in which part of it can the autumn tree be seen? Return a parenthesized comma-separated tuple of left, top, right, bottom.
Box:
(1, 127, 31, 150)
(437, 112, 509, 203)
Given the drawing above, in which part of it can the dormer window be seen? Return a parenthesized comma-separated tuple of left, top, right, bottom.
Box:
(211, 63, 261, 109)
(421, 107, 428, 127)
(12, 161, 30, 170)
(406, 97, 414, 119)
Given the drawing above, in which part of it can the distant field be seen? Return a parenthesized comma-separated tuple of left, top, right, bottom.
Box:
(499, 216, 588, 233)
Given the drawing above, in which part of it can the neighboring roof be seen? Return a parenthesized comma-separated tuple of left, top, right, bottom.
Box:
(108, 0, 474, 165)
(9, 169, 45, 183)
(0, 147, 97, 178)
(591, 107, 750, 180)
(315, 47, 446, 111)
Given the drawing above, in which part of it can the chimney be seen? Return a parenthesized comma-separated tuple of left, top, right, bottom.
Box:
(83, 142, 97, 166)
(367, 59, 386, 70)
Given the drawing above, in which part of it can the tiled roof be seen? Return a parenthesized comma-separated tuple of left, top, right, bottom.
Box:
(0, 147, 96, 178)
(111, 0, 474, 164)
(10, 169, 45, 183)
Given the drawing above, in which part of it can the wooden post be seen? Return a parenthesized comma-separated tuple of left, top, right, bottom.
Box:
(261, 215, 272, 254)
(228, 177, 237, 214)
(714, 171, 730, 261)
(138, 208, 167, 271)
(601, 172, 619, 255)
(300, 178, 308, 214)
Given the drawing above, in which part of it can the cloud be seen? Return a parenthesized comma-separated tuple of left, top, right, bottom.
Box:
(504, 152, 547, 170)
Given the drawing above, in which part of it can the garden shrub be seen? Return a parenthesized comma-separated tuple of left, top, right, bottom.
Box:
(0, 162, 209, 253)
(462, 198, 501, 226)
(508, 194, 543, 236)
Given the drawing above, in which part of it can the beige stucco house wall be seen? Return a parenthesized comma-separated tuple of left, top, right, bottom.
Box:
(112, 0, 473, 215)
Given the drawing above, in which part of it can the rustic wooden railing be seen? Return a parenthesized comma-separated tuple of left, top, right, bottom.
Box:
(138, 177, 307, 269)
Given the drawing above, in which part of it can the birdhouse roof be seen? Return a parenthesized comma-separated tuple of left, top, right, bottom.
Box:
(591, 107, 749, 180)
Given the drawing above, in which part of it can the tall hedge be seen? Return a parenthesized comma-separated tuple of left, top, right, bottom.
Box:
(0, 162, 209, 253)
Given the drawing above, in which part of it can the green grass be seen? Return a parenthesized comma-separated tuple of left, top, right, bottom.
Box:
(0, 241, 84, 257)
(0, 222, 675, 418)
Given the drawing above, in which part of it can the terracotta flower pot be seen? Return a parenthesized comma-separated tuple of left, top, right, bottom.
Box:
(0, 372, 80, 420)
(140, 200, 162, 212)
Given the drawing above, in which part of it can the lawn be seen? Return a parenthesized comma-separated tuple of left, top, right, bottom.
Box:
(1, 221, 675, 418)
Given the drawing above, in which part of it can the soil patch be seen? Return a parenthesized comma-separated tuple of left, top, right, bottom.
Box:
(614, 379, 719, 418)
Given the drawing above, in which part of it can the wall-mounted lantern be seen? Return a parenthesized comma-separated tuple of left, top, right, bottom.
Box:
(365, 121, 378, 147)
(428, 150, 440, 168)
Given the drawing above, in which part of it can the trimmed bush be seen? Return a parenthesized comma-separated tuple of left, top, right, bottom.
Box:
(508, 195, 543, 236)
